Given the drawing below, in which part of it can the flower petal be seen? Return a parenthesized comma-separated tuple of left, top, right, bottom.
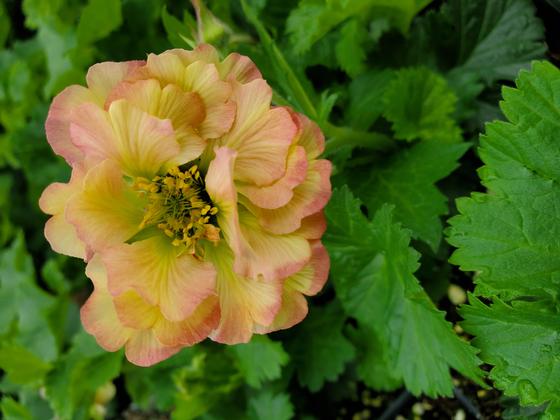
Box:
(295, 211, 327, 240)
(113, 290, 160, 330)
(237, 145, 308, 209)
(208, 245, 282, 344)
(45, 85, 98, 164)
(124, 329, 182, 367)
(220, 81, 296, 186)
(66, 160, 144, 252)
(81, 257, 132, 352)
(218, 53, 262, 83)
(86, 60, 145, 104)
(292, 111, 325, 160)
(103, 235, 216, 322)
(251, 159, 332, 234)
(154, 295, 220, 346)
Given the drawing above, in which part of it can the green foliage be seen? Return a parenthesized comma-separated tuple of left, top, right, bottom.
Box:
(1, 0, 557, 418)
(447, 61, 560, 416)
(325, 188, 484, 397)
(383, 67, 461, 143)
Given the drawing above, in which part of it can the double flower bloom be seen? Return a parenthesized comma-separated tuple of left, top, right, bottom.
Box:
(39, 45, 332, 366)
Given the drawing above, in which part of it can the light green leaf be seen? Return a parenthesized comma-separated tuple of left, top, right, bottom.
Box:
(447, 61, 560, 411)
(247, 391, 294, 420)
(77, 0, 122, 45)
(1, 397, 33, 420)
(287, 303, 355, 392)
(0, 344, 52, 385)
(353, 142, 470, 250)
(287, 0, 431, 54)
(161, 6, 196, 49)
(230, 335, 289, 388)
(325, 188, 484, 397)
(383, 67, 461, 143)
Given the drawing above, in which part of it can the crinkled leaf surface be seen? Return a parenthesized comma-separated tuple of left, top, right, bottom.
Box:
(447, 61, 560, 414)
(325, 187, 483, 397)
(353, 142, 470, 251)
(247, 391, 294, 420)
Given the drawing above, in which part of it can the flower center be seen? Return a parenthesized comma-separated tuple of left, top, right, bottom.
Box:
(134, 165, 220, 252)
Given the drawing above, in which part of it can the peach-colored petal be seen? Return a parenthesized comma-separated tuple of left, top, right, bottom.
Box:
(218, 53, 262, 83)
(146, 51, 188, 86)
(237, 208, 311, 281)
(252, 159, 332, 234)
(113, 290, 160, 330)
(208, 245, 283, 344)
(184, 61, 235, 139)
(124, 329, 182, 367)
(256, 289, 308, 334)
(106, 80, 206, 164)
(292, 112, 325, 160)
(169, 44, 220, 66)
(39, 165, 88, 259)
(45, 85, 98, 164)
(287, 240, 329, 296)
(296, 212, 327, 240)
(86, 60, 145, 104)
(102, 235, 216, 322)
(154, 295, 220, 346)
(220, 81, 296, 186)
(237, 145, 308, 209)
(81, 257, 132, 351)
(66, 160, 144, 252)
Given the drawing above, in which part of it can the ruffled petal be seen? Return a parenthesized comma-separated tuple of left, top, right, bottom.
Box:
(237, 145, 308, 209)
(183, 61, 235, 139)
(39, 165, 88, 259)
(154, 295, 220, 346)
(169, 44, 220, 66)
(292, 112, 325, 160)
(66, 160, 144, 252)
(218, 53, 262, 83)
(45, 85, 98, 164)
(146, 51, 188, 86)
(208, 245, 282, 344)
(220, 81, 296, 186)
(124, 330, 182, 367)
(81, 257, 132, 351)
(86, 60, 145, 104)
(102, 235, 216, 322)
(251, 159, 332, 234)
(113, 290, 160, 330)
(106, 80, 206, 164)
(295, 211, 327, 240)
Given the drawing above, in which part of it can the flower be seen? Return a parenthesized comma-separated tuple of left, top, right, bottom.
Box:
(39, 45, 331, 366)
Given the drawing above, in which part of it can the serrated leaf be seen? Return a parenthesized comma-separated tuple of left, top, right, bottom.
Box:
(161, 6, 196, 49)
(1, 397, 33, 420)
(286, 0, 431, 54)
(447, 61, 560, 411)
(353, 142, 470, 250)
(325, 187, 484, 397)
(0, 344, 52, 385)
(334, 19, 367, 77)
(77, 0, 122, 45)
(383, 67, 461, 143)
(230, 335, 289, 388)
(247, 391, 294, 420)
(287, 303, 355, 392)
(460, 298, 560, 410)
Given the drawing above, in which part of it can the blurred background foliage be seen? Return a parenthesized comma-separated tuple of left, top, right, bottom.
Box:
(0, 0, 558, 419)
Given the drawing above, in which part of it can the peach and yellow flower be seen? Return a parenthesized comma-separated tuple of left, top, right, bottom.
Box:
(39, 45, 331, 366)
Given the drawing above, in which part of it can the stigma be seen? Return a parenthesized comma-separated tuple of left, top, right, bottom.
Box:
(134, 165, 220, 253)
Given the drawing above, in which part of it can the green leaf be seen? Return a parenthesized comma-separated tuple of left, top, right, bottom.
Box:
(1, 397, 33, 420)
(247, 391, 294, 420)
(0, 232, 58, 362)
(286, 0, 431, 54)
(287, 303, 355, 392)
(460, 298, 560, 411)
(334, 19, 367, 77)
(161, 6, 196, 49)
(346, 69, 395, 130)
(383, 67, 461, 143)
(353, 142, 470, 251)
(77, 0, 122, 45)
(324, 188, 484, 397)
(230, 335, 289, 388)
(0, 344, 52, 385)
(45, 331, 122, 420)
(447, 61, 560, 411)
